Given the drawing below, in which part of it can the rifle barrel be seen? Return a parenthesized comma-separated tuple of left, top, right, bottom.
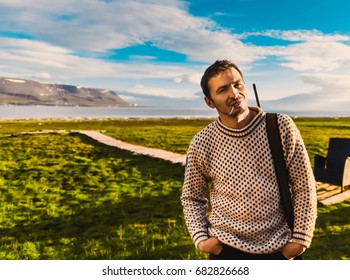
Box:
(253, 83, 261, 108)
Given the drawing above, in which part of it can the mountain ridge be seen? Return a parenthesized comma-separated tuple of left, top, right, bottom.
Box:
(0, 77, 129, 107)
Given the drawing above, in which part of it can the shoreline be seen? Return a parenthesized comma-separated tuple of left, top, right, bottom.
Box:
(0, 105, 349, 120)
(1, 116, 350, 122)
(0, 116, 218, 122)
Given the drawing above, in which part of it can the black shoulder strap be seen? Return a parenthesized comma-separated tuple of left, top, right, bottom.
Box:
(266, 113, 294, 231)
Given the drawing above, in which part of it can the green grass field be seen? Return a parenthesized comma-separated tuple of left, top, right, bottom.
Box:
(0, 117, 349, 259)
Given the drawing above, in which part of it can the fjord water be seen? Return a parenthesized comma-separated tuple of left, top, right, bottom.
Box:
(0, 105, 217, 119)
(0, 105, 348, 119)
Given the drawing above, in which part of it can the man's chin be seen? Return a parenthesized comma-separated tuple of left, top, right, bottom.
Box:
(228, 106, 244, 117)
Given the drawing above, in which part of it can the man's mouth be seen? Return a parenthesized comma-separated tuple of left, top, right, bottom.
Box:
(228, 99, 242, 113)
(228, 93, 242, 114)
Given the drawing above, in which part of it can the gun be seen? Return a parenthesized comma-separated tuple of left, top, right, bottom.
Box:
(253, 83, 261, 108)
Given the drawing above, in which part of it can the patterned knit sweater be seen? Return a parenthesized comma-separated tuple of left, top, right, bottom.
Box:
(181, 107, 317, 254)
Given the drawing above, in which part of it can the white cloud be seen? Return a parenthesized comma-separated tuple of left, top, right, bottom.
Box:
(30, 72, 52, 80)
(300, 73, 350, 99)
(172, 73, 202, 85)
(278, 41, 350, 72)
(0, 37, 202, 81)
(128, 55, 157, 61)
(155, 29, 265, 64)
(260, 71, 350, 113)
(129, 85, 197, 99)
(250, 29, 350, 42)
(0, 0, 212, 52)
(172, 77, 183, 84)
(0, 0, 265, 65)
(301, 73, 350, 89)
(250, 30, 350, 72)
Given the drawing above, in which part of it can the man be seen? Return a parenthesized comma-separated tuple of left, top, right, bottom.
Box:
(180, 60, 317, 260)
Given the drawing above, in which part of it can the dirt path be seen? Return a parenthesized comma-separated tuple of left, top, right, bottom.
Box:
(75, 130, 186, 165)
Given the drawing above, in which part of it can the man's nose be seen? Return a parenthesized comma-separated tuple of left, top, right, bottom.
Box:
(229, 84, 239, 98)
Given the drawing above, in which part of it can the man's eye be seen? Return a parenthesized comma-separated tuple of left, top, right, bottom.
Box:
(218, 87, 227, 93)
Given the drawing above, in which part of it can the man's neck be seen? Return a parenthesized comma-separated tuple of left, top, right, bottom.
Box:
(220, 108, 256, 129)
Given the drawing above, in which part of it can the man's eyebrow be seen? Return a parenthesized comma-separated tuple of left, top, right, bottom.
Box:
(215, 79, 243, 93)
(215, 84, 229, 93)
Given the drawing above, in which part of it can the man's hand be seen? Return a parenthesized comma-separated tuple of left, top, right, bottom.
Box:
(198, 237, 223, 255)
(280, 242, 306, 259)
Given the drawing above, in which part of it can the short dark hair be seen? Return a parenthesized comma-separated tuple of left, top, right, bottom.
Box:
(200, 60, 244, 98)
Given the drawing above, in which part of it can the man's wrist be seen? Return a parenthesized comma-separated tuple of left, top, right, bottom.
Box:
(194, 235, 209, 249)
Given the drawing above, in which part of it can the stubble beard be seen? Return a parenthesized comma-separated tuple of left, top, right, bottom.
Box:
(228, 107, 243, 119)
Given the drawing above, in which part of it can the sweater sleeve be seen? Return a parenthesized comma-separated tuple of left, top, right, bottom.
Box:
(180, 140, 211, 248)
(278, 114, 317, 248)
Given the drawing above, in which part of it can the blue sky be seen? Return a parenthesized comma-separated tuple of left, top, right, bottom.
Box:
(0, 0, 350, 114)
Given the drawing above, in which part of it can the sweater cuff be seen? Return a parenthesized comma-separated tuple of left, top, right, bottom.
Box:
(193, 231, 209, 249)
(291, 231, 313, 248)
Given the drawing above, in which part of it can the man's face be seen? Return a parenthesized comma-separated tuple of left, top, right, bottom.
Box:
(205, 67, 248, 119)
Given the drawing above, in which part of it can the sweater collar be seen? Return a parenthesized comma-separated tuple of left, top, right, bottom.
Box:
(215, 106, 265, 137)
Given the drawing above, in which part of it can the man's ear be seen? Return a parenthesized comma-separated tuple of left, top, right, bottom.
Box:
(205, 96, 215, 109)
